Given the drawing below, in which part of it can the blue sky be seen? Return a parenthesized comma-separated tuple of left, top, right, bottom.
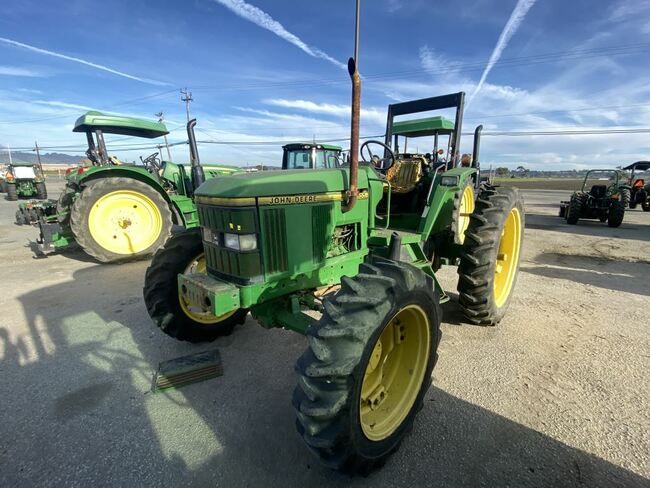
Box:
(1, 0, 649, 169)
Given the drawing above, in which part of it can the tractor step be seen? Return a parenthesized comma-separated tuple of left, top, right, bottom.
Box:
(151, 349, 223, 392)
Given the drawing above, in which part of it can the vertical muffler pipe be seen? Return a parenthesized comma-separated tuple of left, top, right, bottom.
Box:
(345, 0, 361, 212)
(187, 118, 205, 192)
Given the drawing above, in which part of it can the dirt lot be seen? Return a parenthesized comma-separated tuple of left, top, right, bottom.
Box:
(0, 180, 648, 487)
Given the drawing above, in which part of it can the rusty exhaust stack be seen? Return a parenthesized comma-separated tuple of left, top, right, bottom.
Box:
(345, 0, 361, 213)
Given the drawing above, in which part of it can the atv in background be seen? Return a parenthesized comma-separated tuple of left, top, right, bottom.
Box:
(3, 162, 47, 201)
(623, 161, 650, 211)
(559, 169, 628, 227)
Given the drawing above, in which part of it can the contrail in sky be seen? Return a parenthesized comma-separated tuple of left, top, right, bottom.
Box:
(468, 0, 538, 105)
(212, 0, 346, 69)
(0, 37, 170, 86)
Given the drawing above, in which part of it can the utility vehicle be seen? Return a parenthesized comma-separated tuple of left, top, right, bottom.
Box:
(3, 162, 47, 201)
(623, 161, 650, 211)
(559, 169, 628, 227)
(36, 112, 238, 262)
(143, 7, 524, 472)
(282, 143, 342, 169)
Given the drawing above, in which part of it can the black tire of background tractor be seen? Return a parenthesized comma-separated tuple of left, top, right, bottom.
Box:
(143, 228, 248, 343)
(6, 184, 18, 201)
(642, 202, 650, 212)
(35, 182, 47, 199)
(566, 194, 584, 225)
(598, 213, 608, 223)
(293, 258, 441, 475)
(15, 210, 24, 225)
(629, 201, 637, 209)
(607, 201, 625, 227)
(0, 180, 6, 193)
(457, 186, 525, 326)
(620, 188, 630, 208)
(70, 177, 172, 263)
(558, 205, 566, 218)
(451, 178, 475, 245)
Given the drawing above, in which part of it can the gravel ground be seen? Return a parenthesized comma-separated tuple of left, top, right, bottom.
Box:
(0, 181, 648, 487)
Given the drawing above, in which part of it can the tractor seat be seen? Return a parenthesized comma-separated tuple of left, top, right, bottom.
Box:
(385, 157, 424, 194)
(589, 184, 607, 198)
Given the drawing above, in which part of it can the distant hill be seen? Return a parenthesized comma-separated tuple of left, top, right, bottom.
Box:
(1, 151, 81, 165)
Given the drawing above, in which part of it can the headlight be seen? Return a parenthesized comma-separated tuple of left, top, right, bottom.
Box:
(440, 175, 458, 186)
(224, 233, 257, 251)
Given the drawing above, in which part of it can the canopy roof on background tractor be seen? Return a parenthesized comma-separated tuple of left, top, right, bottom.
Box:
(283, 143, 342, 152)
(391, 116, 455, 137)
(623, 161, 650, 171)
(73, 111, 169, 138)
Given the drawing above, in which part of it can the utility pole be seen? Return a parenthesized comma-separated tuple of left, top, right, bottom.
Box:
(155, 112, 173, 161)
(180, 88, 193, 123)
(34, 141, 44, 174)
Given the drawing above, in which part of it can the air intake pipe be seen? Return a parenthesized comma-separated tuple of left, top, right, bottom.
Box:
(187, 118, 205, 192)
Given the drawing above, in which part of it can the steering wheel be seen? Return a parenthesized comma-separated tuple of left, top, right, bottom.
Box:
(360, 140, 396, 171)
(141, 152, 162, 173)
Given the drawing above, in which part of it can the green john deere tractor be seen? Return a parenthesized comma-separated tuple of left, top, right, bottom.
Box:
(36, 112, 239, 262)
(559, 169, 629, 227)
(3, 162, 48, 201)
(142, 30, 525, 472)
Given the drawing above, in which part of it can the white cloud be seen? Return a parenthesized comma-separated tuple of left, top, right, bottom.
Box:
(0, 37, 170, 86)
(211, 0, 346, 69)
(264, 98, 386, 124)
(0, 65, 44, 77)
(468, 0, 537, 105)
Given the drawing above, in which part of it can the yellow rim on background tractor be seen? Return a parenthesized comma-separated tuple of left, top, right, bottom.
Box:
(88, 190, 163, 255)
(458, 185, 475, 243)
(360, 304, 430, 441)
(179, 253, 236, 325)
(493, 207, 522, 308)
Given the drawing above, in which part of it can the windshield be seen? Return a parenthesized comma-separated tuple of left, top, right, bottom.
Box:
(12, 166, 37, 179)
(285, 149, 340, 169)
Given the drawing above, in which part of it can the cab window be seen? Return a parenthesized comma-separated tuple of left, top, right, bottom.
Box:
(286, 151, 311, 169)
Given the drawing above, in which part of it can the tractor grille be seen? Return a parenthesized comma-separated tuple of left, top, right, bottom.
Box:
(197, 204, 262, 284)
(261, 208, 288, 274)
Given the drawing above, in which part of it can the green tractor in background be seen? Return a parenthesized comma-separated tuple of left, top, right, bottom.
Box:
(143, 28, 525, 472)
(37, 111, 239, 262)
(282, 143, 343, 169)
(3, 162, 48, 201)
(559, 169, 629, 227)
(623, 161, 650, 211)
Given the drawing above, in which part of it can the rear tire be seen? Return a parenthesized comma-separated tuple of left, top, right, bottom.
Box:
(35, 182, 47, 199)
(6, 184, 18, 201)
(143, 228, 248, 343)
(457, 186, 525, 326)
(70, 177, 172, 263)
(620, 188, 630, 208)
(642, 202, 650, 212)
(0, 180, 7, 193)
(293, 258, 441, 475)
(607, 201, 625, 227)
(566, 194, 583, 225)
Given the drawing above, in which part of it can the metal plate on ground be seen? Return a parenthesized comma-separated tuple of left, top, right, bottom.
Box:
(152, 349, 223, 393)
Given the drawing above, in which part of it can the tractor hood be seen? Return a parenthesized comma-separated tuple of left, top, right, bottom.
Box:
(195, 167, 371, 199)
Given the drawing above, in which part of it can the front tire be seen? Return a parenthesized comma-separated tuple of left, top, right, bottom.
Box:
(6, 184, 18, 201)
(607, 201, 625, 227)
(566, 193, 583, 225)
(293, 258, 441, 475)
(143, 228, 248, 343)
(70, 177, 172, 263)
(457, 186, 525, 326)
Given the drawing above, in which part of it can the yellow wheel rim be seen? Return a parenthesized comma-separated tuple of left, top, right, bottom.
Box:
(458, 185, 475, 243)
(87, 190, 163, 255)
(360, 305, 431, 441)
(493, 207, 522, 308)
(178, 253, 236, 325)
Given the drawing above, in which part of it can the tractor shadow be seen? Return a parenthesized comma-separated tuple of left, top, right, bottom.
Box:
(524, 212, 650, 243)
(521, 251, 650, 297)
(3, 263, 647, 486)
